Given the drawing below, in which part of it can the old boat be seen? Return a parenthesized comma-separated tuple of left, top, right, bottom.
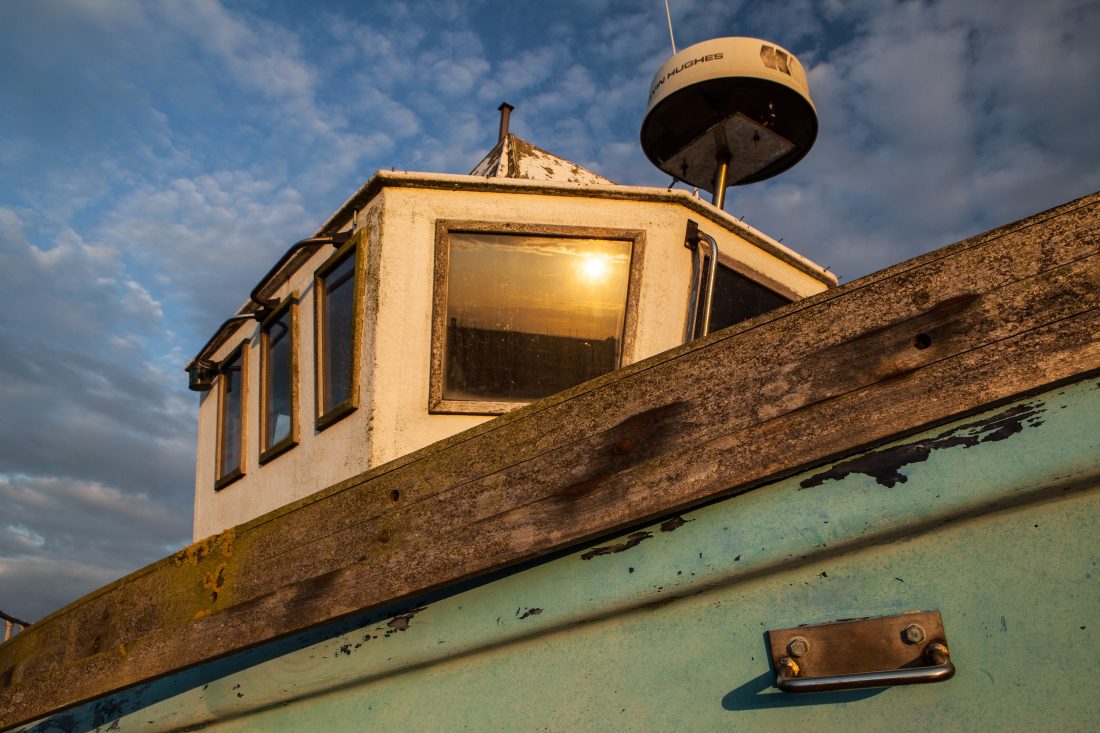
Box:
(1, 38, 1098, 732)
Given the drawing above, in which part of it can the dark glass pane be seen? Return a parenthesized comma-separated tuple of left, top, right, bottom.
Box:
(218, 353, 243, 479)
(264, 311, 293, 450)
(444, 233, 631, 402)
(321, 252, 355, 413)
(698, 262, 790, 334)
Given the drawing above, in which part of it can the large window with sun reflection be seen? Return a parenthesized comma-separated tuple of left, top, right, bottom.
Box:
(435, 229, 636, 410)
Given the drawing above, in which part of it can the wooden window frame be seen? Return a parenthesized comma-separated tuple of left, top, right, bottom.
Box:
(214, 342, 248, 491)
(429, 220, 646, 416)
(313, 232, 365, 431)
(258, 293, 300, 465)
(714, 250, 800, 302)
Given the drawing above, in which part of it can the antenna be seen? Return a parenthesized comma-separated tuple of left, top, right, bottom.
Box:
(640, 37, 818, 210)
(663, 0, 677, 54)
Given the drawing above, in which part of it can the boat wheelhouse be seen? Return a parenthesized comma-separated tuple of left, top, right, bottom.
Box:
(184, 117, 835, 538)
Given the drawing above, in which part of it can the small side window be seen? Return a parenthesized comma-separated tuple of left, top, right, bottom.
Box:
(259, 296, 298, 464)
(314, 238, 361, 430)
(215, 345, 247, 490)
(697, 262, 790, 335)
(431, 223, 643, 414)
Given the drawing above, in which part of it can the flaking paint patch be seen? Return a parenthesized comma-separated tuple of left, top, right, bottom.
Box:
(384, 607, 425, 635)
(580, 531, 653, 560)
(659, 516, 690, 532)
(800, 401, 1048, 488)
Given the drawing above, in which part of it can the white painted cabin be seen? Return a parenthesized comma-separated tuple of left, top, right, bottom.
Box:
(186, 133, 836, 539)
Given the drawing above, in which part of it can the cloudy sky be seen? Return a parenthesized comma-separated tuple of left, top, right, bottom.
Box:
(2, 0, 1098, 622)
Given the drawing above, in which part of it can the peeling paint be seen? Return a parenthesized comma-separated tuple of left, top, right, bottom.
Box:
(384, 607, 425, 635)
(580, 531, 653, 560)
(659, 516, 690, 532)
(800, 401, 1048, 488)
(468, 134, 613, 184)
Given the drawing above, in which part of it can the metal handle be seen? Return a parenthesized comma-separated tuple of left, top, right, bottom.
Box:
(776, 642, 955, 693)
(684, 221, 719, 341)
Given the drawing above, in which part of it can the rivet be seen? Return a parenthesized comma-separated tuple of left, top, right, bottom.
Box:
(788, 636, 809, 657)
(903, 624, 925, 644)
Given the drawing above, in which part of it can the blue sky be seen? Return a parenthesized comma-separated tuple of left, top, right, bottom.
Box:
(1, 0, 1098, 621)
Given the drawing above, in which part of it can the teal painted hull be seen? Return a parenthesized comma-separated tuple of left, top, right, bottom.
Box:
(18, 377, 1100, 731)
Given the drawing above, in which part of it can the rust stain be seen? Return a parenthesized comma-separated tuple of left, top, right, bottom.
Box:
(800, 401, 1047, 489)
(193, 609, 212, 621)
(580, 531, 653, 560)
(117, 643, 127, 658)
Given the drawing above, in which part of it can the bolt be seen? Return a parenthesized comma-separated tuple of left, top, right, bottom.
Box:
(903, 624, 925, 644)
(787, 636, 809, 657)
(777, 656, 800, 678)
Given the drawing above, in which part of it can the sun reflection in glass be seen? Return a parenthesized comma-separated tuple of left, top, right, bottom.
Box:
(580, 253, 610, 282)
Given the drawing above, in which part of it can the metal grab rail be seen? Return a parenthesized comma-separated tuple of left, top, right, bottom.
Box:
(776, 642, 955, 693)
(1, 608, 31, 642)
(184, 229, 352, 391)
(248, 231, 350, 320)
(184, 315, 254, 391)
(684, 220, 719, 341)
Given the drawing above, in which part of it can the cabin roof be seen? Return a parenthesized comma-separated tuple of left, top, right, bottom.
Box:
(313, 170, 835, 284)
(468, 133, 614, 185)
(186, 167, 840, 372)
(3, 191, 1098, 729)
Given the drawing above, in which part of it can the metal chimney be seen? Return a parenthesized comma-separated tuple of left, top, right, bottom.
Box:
(497, 102, 514, 142)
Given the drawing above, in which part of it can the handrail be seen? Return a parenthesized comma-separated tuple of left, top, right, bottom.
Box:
(684, 220, 719, 341)
(776, 642, 955, 693)
(184, 315, 253, 391)
(249, 231, 350, 320)
(184, 229, 352, 391)
(1, 609, 30, 642)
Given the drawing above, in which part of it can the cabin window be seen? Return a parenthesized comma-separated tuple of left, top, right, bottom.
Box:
(696, 262, 790, 336)
(314, 239, 361, 429)
(259, 297, 298, 463)
(215, 346, 246, 490)
(431, 223, 644, 414)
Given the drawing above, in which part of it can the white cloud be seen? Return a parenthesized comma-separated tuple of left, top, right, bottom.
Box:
(98, 171, 310, 331)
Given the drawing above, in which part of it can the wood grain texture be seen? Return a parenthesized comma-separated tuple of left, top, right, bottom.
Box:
(1, 192, 1098, 729)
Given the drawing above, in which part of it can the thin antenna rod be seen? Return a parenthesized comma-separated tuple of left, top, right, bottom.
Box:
(663, 0, 677, 53)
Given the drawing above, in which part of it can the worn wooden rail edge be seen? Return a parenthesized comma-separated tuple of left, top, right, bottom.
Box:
(2, 192, 1098, 729)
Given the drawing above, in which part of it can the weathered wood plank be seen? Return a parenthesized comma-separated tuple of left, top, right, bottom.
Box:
(1, 193, 1098, 728)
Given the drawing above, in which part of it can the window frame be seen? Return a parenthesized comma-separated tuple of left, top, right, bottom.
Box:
(429, 220, 646, 416)
(689, 250, 798, 340)
(313, 231, 365, 431)
(258, 292, 300, 465)
(214, 342, 249, 491)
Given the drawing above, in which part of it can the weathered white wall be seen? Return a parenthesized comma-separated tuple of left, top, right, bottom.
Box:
(193, 178, 832, 540)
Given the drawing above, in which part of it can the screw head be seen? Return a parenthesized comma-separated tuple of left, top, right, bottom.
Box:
(787, 637, 809, 657)
(903, 624, 925, 644)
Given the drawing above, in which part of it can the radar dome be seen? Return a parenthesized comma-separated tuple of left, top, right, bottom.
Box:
(640, 37, 817, 195)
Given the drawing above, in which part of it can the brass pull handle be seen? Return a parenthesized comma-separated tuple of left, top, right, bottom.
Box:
(776, 642, 955, 693)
